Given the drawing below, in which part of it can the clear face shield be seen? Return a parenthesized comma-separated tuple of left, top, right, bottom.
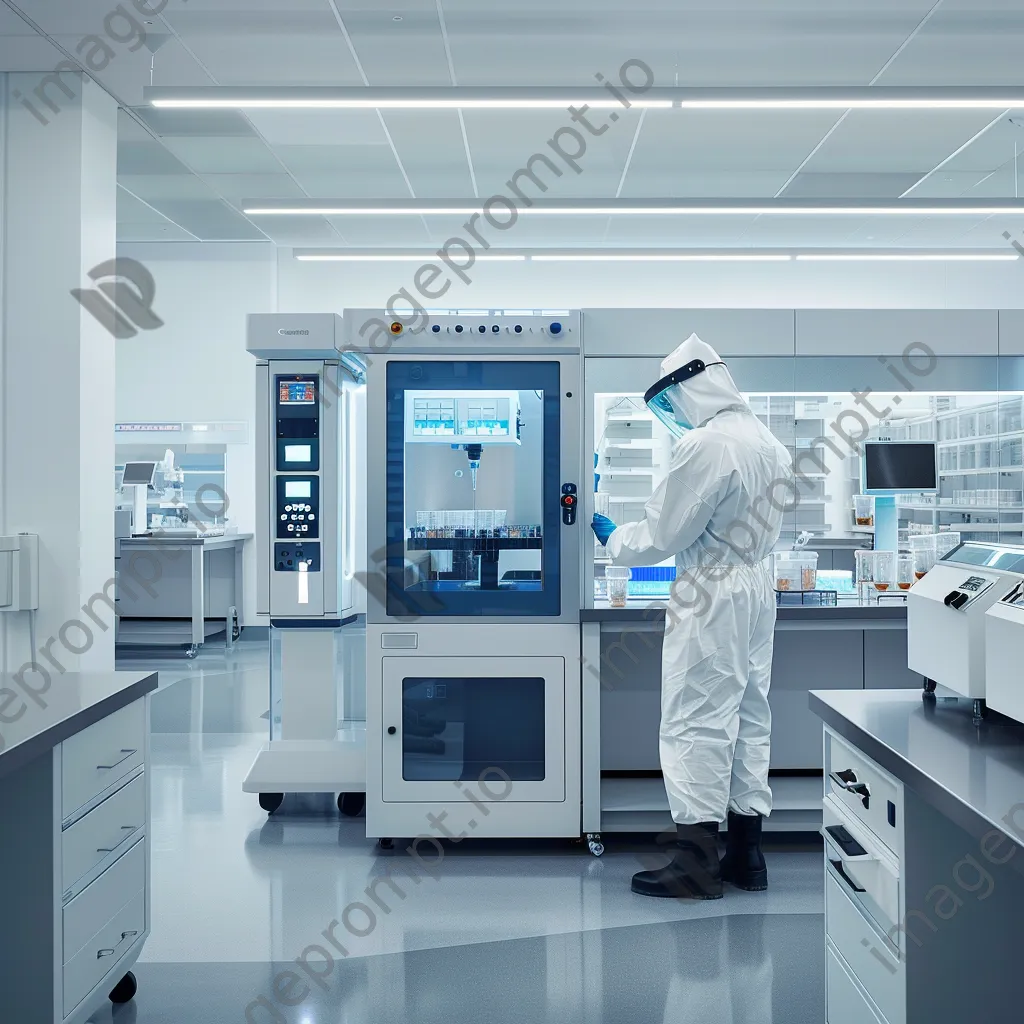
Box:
(643, 358, 725, 438)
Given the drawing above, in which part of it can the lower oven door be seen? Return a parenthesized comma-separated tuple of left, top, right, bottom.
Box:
(382, 656, 565, 803)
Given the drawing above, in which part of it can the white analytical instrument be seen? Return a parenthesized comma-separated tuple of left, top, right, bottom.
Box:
(348, 309, 584, 845)
(984, 561, 1024, 725)
(908, 540, 1024, 720)
(243, 313, 367, 815)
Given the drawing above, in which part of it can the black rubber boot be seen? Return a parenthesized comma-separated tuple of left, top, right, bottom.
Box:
(721, 812, 768, 891)
(631, 822, 724, 900)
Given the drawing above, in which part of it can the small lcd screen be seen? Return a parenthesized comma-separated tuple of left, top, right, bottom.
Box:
(284, 444, 312, 463)
(121, 462, 156, 486)
(279, 380, 315, 404)
(285, 481, 312, 499)
(864, 443, 937, 491)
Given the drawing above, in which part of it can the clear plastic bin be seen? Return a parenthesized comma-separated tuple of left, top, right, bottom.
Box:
(853, 495, 875, 527)
(774, 551, 818, 592)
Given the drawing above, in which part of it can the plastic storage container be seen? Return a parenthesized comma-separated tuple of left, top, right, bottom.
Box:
(774, 551, 819, 592)
(854, 495, 875, 527)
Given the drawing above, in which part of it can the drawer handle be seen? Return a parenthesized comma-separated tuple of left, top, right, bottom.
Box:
(96, 749, 138, 771)
(97, 826, 140, 853)
(96, 929, 138, 959)
(829, 858, 867, 894)
(829, 769, 871, 810)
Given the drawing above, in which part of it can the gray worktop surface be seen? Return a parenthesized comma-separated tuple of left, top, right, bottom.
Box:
(118, 532, 252, 546)
(583, 600, 907, 623)
(810, 689, 1024, 850)
(0, 671, 158, 781)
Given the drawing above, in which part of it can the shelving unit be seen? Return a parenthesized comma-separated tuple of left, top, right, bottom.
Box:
(889, 396, 1024, 545)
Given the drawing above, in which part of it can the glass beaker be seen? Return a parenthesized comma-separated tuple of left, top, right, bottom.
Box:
(872, 551, 896, 592)
(854, 494, 875, 527)
(911, 534, 938, 580)
(897, 554, 914, 591)
(606, 566, 631, 608)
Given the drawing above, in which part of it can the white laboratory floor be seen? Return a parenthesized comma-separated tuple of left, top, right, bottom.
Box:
(89, 639, 827, 1024)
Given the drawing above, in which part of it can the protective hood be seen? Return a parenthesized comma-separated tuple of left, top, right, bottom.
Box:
(644, 334, 748, 436)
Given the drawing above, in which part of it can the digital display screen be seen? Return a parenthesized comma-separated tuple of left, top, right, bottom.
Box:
(121, 462, 156, 486)
(285, 481, 312, 499)
(284, 444, 312, 463)
(279, 380, 315, 404)
(864, 443, 937, 491)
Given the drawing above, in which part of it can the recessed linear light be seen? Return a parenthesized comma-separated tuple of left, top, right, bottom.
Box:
(247, 200, 1024, 217)
(147, 86, 1024, 111)
(294, 253, 526, 261)
(531, 253, 792, 262)
(796, 253, 1020, 262)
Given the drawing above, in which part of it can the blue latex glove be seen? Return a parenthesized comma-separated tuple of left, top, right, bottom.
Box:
(592, 513, 617, 545)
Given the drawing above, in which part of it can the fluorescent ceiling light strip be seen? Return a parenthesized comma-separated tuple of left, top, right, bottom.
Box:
(678, 99, 1024, 109)
(796, 253, 1019, 261)
(151, 98, 671, 109)
(248, 203, 1024, 216)
(530, 253, 792, 261)
(295, 253, 526, 261)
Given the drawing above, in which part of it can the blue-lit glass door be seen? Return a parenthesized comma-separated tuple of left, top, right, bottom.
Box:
(386, 360, 562, 617)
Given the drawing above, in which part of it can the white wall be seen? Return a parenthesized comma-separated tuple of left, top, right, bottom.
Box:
(115, 244, 276, 625)
(276, 252, 1024, 312)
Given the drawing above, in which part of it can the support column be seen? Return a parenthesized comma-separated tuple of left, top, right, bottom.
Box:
(0, 74, 118, 678)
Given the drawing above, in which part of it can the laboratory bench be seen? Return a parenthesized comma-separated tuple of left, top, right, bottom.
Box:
(580, 599, 920, 841)
(810, 689, 1024, 1024)
(115, 532, 251, 657)
(0, 670, 157, 1023)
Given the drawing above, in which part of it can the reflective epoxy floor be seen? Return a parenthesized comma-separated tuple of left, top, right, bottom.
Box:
(90, 642, 826, 1023)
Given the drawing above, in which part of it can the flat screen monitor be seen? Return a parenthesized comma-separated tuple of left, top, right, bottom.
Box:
(121, 462, 156, 486)
(862, 442, 937, 493)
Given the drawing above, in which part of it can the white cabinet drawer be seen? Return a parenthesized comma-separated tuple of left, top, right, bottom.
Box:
(63, 889, 145, 1018)
(825, 729, 902, 858)
(62, 774, 146, 894)
(63, 700, 146, 818)
(827, 945, 886, 1024)
(826, 873, 905, 1024)
(64, 838, 146, 964)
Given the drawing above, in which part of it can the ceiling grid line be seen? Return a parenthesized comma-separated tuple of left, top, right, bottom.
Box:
(435, 0, 478, 200)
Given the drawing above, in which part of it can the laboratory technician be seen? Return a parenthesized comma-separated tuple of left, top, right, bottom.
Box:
(592, 335, 793, 900)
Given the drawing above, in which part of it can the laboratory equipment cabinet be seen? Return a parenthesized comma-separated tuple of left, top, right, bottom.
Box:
(0, 673, 155, 1024)
(350, 310, 584, 841)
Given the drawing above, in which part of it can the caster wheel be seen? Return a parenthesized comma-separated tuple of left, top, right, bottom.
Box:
(259, 792, 284, 814)
(377, 837, 394, 852)
(109, 970, 137, 1004)
(586, 833, 605, 857)
(184, 645, 198, 659)
(338, 792, 365, 817)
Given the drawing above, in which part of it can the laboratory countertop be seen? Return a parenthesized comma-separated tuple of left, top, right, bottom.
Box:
(583, 599, 907, 623)
(0, 671, 158, 781)
(118, 532, 252, 546)
(810, 689, 1024, 851)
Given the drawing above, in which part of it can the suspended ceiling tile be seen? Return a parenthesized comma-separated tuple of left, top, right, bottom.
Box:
(290, 171, 414, 198)
(375, 110, 474, 196)
(905, 171, 996, 199)
(161, 135, 283, 173)
(784, 172, 924, 199)
(117, 222, 199, 242)
(251, 217, 343, 246)
(244, 109, 387, 146)
(201, 173, 306, 203)
(118, 139, 193, 175)
(619, 170, 790, 199)
(324, 215, 433, 246)
(145, 199, 270, 241)
(130, 106, 257, 138)
(339, 9, 451, 86)
(119, 173, 223, 201)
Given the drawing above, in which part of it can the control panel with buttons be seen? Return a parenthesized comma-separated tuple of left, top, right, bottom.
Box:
(274, 542, 321, 573)
(276, 477, 320, 539)
(560, 482, 578, 525)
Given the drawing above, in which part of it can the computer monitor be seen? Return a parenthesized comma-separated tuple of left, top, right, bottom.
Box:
(862, 442, 938, 494)
(121, 461, 156, 487)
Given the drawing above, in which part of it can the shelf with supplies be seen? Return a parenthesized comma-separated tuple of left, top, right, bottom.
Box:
(407, 536, 543, 551)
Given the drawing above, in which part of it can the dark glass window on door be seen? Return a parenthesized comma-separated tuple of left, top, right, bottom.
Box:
(401, 677, 546, 782)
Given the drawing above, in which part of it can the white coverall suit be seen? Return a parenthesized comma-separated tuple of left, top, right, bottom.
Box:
(605, 335, 793, 826)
